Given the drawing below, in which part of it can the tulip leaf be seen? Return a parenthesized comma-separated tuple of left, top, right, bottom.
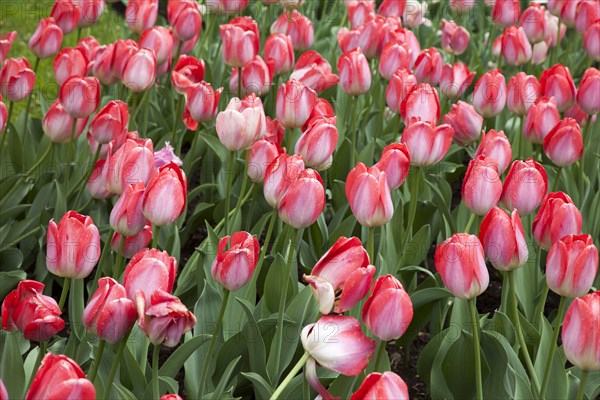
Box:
(204, 356, 241, 400)
(113, 383, 138, 400)
(7, 124, 24, 172)
(263, 254, 293, 314)
(159, 334, 211, 378)
(398, 224, 431, 271)
(533, 317, 568, 399)
(0, 332, 26, 399)
(202, 133, 228, 162)
(0, 270, 26, 298)
(69, 278, 86, 340)
(53, 180, 67, 221)
(327, 214, 357, 247)
(240, 372, 274, 400)
(122, 341, 149, 396)
(236, 298, 267, 377)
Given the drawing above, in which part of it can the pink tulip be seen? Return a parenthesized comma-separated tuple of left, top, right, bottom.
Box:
(561, 291, 600, 371)
(378, 0, 406, 17)
(220, 16, 260, 68)
(533, 192, 583, 251)
(93, 44, 118, 85)
(75, 0, 104, 28)
(400, 83, 440, 125)
(543, 118, 583, 167)
(584, 20, 600, 61)
(520, 3, 547, 44)
(492, 0, 521, 27)
(216, 94, 266, 151)
(270, 10, 314, 51)
(103, 137, 155, 195)
(142, 162, 187, 227)
(248, 139, 282, 183)
(171, 55, 205, 94)
(540, 64, 577, 112)
(501, 159, 548, 216)
(0, 31, 17, 64)
(474, 129, 512, 174)
(264, 33, 295, 76)
(89, 100, 129, 145)
(289, 51, 339, 93)
(125, 0, 158, 34)
(278, 169, 325, 229)
(87, 159, 113, 199)
(501, 26, 533, 66)
(276, 80, 318, 129)
(229, 56, 274, 97)
(295, 117, 338, 170)
(576, 1, 600, 33)
(167, 0, 202, 42)
(123, 248, 177, 304)
(111, 224, 153, 259)
(123, 48, 156, 93)
(523, 97, 561, 144)
(211, 231, 259, 291)
(443, 101, 483, 147)
(401, 120, 453, 166)
(112, 39, 139, 81)
(185, 81, 222, 124)
(379, 40, 413, 81)
(263, 153, 305, 208)
(51, 0, 82, 34)
(440, 62, 475, 99)
(25, 354, 95, 399)
(139, 26, 174, 66)
(473, 69, 507, 118)
(53, 48, 88, 86)
(110, 182, 147, 236)
(76, 36, 101, 72)
(0, 98, 6, 133)
(507, 72, 540, 116)
(462, 156, 503, 216)
(42, 100, 88, 143)
(346, 163, 394, 227)
(441, 19, 470, 55)
(347, 0, 375, 27)
(58, 75, 100, 118)
(386, 68, 417, 114)
(337, 48, 371, 96)
(337, 16, 386, 59)
(29, 18, 63, 59)
(374, 143, 410, 190)
(0, 58, 36, 103)
(351, 372, 409, 400)
(577, 67, 600, 115)
(206, 0, 249, 14)
(413, 47, 443, 85)
(479, 207, 528, 271)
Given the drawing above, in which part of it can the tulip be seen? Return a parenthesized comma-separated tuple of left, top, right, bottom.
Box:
(248, 139, 282, 183)
(479, 207, 528, 271)
(93, 44, 118, 85)
(89, 100, 129, 145)
(435, 233, 489, 299)
(0, 58, 36, 103)
(519, 3, 547, 44)
(76, 36, 101, 71)
(462, 156, 503, 216)
(211, 231, 259, 291)
(533, 192, 583, 251)
(302, 99, 334, 131)
(374, 143, 410, 190)
(139, 26, 174, 66)
(2, 280, 64, 342)
(378, 0, 406, 16)
(167, 0, 202, 42)
(126, 0, 158, 34)
(501, 26, 533, 66)
(206, 0, 249, 14)
(577, 67, 600, 115)
(507, 72, 540, 116)
(564, 103, 592, 127)
(0, 98, 6, 133)
(25, 354, 95, 399)
(0, 31, 17, 64)
(346, 163, 394, 227)
(111, 224, 153, 259)
(562, 291, 600, 371)
(492, 0, 520, 27)
(123, 248, 177, 305)
(53, 48, 88, 86)
(556, 0, 579, 27)
(103, 137, 155, 195)
(380, 25, 420, 66)
(337, 48, 371, 96)
(576, 1, 600, 34)
(161, 394, 183, 400)
(351, 372, 409, 400)
(523, 97, 561, 144)
(400, 83, 440, 125)
(276, 80, 318, 129)
(83, 277, 136, 343)
(544, 9, 567, 47)
(58, 76, 100, 119)
(413, 47, 443, 85)
(443, 101, 483, 147)
(543, 118, 584, 167)
(337, 16, 386, 59)
(474, 130, 512, 174)
(278, 168, 325, 229)
(295, 117, 338, 170)
(229, 56, 274, 97)
(401, 120, 453, 166)
(122, 48, 156, 93)
(109, 182, 146, 236)
(379, 40, 413, 81)
(0, 379, 7, 400)
(270, 10, 314, 51)
(42, 100, 88, 143)
(185, 81, 222, 124)
(441, 19, 470, 55)
(473, 69, 507, 118)
(171, 55, 205, 94)
(87, 159, 113, 199)
(347, 0, 375, 27)
(546, 234, 598, 298)
(362, 275, 413, 341)
(264, 33, 295, 76)
(28, 18, 63, 59)
(220, 16, 260, 68)
(540, 64, 577, 112)
(216, 94, 266, 151)
(142, 162, 187, 227)
(386, 68, 417, 114)
(76, 0, 104, 28)
(289, 51, 339, 93)
(584, 21, 600, 61)
(440, 62, 475, 99)
(303, 236, 373, 314)
(263, 153, 305, 207)
(154, 142, 182, 169)
(51, 0, 82, 34)
(501, 159, 548, 216)
(111, 39, 139, 81)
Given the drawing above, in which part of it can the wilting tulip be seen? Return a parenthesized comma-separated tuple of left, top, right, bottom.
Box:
(206, 0, 249, 14)
(379, 40, 413, 80)
(185, 81, 222, 124)
(83, 277, 136, 343)
(435, 233, 489, 299)
(216, 95, 266, 151)
(29, 18, 63, 59)
(264, 33, 295, 76)
(270, 10, 314, 51)
(89, 100, 128, 145)
(441, 19, 470, 55)
(543, 118, 583, 167)
(400, 83, 440, 125)
(501, 159, 548, 216)
(346, 163, 394, 228)
(168, 0, 202, 42)
(347, 0, 375, 27)
(111, 224, 153, 259)
(374, 143, 410, 190)
(401, 120, 453, 166)
(362, 275, 413, 341)
(76, 0, 104, 28)
(577, 67, 600, 115)
(220, 16, 259, 68)
(263, 153, 305, 207)
(533, 192, 583, 251)
(53, 48, 87, 86)
(171, 55, 205, 94)
(87, 159, 113, 199)
(540, 64, 576, 112)
(546, 234, 599, 298)
(473, 69, 507, 118)
(443, 101, 483, 147)
(519, 3, 547, 44)
(492, 0, 520, 27)
(474, 130, 512, 174)
(562, 291, 600, 371)
(122, 48, 156, 93)
(386, 68, 417, 113)
(440, 62, 475, 99)
(279, 168, 325, 229)
(584, 21, 600, 61)
(276, 80, 318, 128)
(337, 48, 371, 96)
(303, 237, 373, 314)
(462, 156, 503, 216)
(230, 56, 274, 97)
(479, 207, 528, 271)
(211, 231, 259, 291)
(2, 280, 64, 342)
(110, 182, 146, 236)
(413, 47, 443, 85)
(142, 162, 187, 226)
(351, 372, 409, 400)
(0, 31, 17, 64)
(0, 58, 36, 103)
(139, 26, 173, 66)
(289, 50, 339, 93)
(126, 0, 158, 34)
(103, 138, 155, 195)
(46, 211, 101, 279)
(136, 290, 195, 347)
(51, 0, 82, 34)
(123, 248, 177, 304)
(501, 26, 532, 66)
(523, 97, 561, 144)
(42, 100, 88, 143)
(295, 117, 338, 170)
(58, 76, 100, 118)
(25, 354, 95, 400)
(507, 72, 540, 116)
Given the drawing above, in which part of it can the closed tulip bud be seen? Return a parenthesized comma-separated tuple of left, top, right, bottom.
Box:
(577, 67, 600, 115)
(290, 51, 339, 93)
(540, 64, 577, 112)
(216, 94, 266, 151)
(543, 118, 583, 167)
(346, 163, 394, 227)
(136, 290, 195, 347)
(441, 19, 470, 55)
(347, 0, 375, 27)
(103, 137, 155, 195)
(474, 130, 512, 174)
(123, 249, 177, 306)
(302, 99, 334, 131)
(111, 224, 153, 259)
(351, 372, 409, 400)
(220, 16, 259, 68)
(29, 18, 63, 59)
(576, 1, 600, 34)
(337, 16, 386, 59)
(401, 120, 453, 166)
(523, 97, 561, 144)
(562, 291, 600, 371)
(171, 55, 205, 95)
(142, 162, 187, 227)
(270, 10, 314, 51)
(206, 0, 249, 14)
(544, 10, 567, 47)
(126, 0, 158, 34)
(83, 277, 136, 343)
(462, 156, 503, 216)
(59, 76, 100, 118)
(501, 26, 533, 66)
(122, 48, 156, 93)
(400, 83, 440, 125)
(264, 33, 295, 75)
(2, 280, 64, 342)
(0, 99, 6, 133)
(584, 21, 600, 61)
(87, 159, 113, 199)
(76, 0, 104, 28)
(278, 168, 325, 229)
(53, 48, 88, 86)
(211, 231, 259, 291)
(443, 101, 483, 147)
(533, 192, 583, 251)
(473, 69, 507, 118)
(110, 182, 146, 236)
(248, 139, 282, 183)
(112, 39, 139, 81)
(374, 143, 411, 190)
(557, 0, 579, 27)
(92, 44, 117, 85)
(520, 3, 547, 44)
(168, 0, 202, 42)
(89, 100, 129, 145)
(435, 233, 489, 299)
(46, 211, 101, 279)
(25, 354, 95, 400)
(230, 56, 274, 97)
(413, 47, 443, 85)
(440, 62, 475, 99)
(295, 117, 338, 170)
(501, 159, 548, 216)
(0, 58, 36, 103)
(386, 68, 417, 114)
(0, 31, 17, 64)
(379, 40, 413, 80)
(479, 207, 528, 271)
(303, 236, 372, 314)
(51, 0, 82, 34)
(532, 41, 549, 65)
(492, 0, 520, 27)
(337, 48, 371, 96)
(185, 81, 222, 123)
(139, 26, 173, 66)
(42, 100, 88, 143)
(507, 72, 540, 116)
(263, 153, 305, 207)
(276, 80, 318, 129)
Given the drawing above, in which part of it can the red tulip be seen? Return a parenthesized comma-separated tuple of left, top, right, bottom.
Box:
(29, 18, 63, 59)
(123, 248, 177, 304)
(576, 1, 600, 33)
(374, 143, 411, 190)
(378, 0, 406, 17)
(584, 21, 600, 61)
(0, 58, 36, 103)
(264, 33, 295, 76)
(53, 48, 87, 87)
(351, 372, 409, 400)
(276, 80, 318, 129)
(386, 68, 417, 114)
(474, 130, 512, 174)
(440, 62, 475, 99)
(501, 26, 533, 66)
(379, 40, 413, 80)
(522, 97, 560, 144)
(136, 290, 195, 347)
(346, 163, 394, 227)
(435, 233, 489, 299)
(111, 39, 139, 81)
(295, 116, 338, 170)
(473, 69, 507, 118)
(42, 100, 88, 143)
(564, 103, 592, 127)
(547, 234, 598, 298)
(362, 275, 413, 341)
(103, 137, 155, 195)
(492, 0, 520, 27)
(337, 16, 386, 59)
(76, 36, 101, 72)
(51, 0, 82, 34)
(562, 291, 600, 371)
(501, 159, 548, 216)
(110, 182, 146, 236)
(443, 101, 483, 147)
(413, 47, 443, 85)
(507, 72, 540, 116)
(263, 153, 305, 207)
(87, 159, 113, 199)
(139, 26, 174, 66)
(441, 19, 470, 55)
(248, 139, 282, 183)
(170, 55, 205, 94)
(479, 207, 528, 271)
(211, 231, 259, 291)
(400, 83, 440, 125)
(142, 162, 187, 227)
(556, 0, 579, 27)
(92, 44, 117, 85)
(533, 192, 582, 251)
(543, 118, 583, 167)
(270, 10, 314, 51)
(122, 48, 156, 93)
(278, 168, 325, 229)
(216, 94, 266, 151)
(289, 50, 339, 93)
(577, 67, 600, 115)
(111, 224, 153, 259)
(347, 0, 375, 27)
(2, 280, 64, 342)
(540, 64, 577, 112)
(302, 99, 335, 131)
(220, 16, 259, 68)
(0, 31, 17, 64)
(83, 277, 136, 343)
(462, 156, 503, 216)
(229, 55, 274, 97)
(206, 0, 249, 14)
(89, 100, 129, 145)
(185, 81, 222, 123)
(25, 354, 95, 400)
(337, 48, 371, 96)
(167, 0, 202, 42)
(520, 3, 547, 44)
(59, 76, 100, 118)
(401, 120, 453, 166)
(75, 0, 104, 28)
(126, 0, 158, 34)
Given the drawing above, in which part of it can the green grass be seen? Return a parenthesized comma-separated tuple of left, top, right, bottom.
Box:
(0, 0, 128, 117)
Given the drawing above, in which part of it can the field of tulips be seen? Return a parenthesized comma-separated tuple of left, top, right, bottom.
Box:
(1, 0, 600, 399)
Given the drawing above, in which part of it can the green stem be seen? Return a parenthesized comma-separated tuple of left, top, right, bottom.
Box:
(26, 142, 54, 177)
(171, 96, 185, 146)
(91, 228, 114, 294)
(231, 150, 250, 227)
(58, 277, 71, 310)
(1, 101, 14, 145)
(87, 340, 106, 382)
(539, 296, 566, 399)
(464, 212, 477, 234)
(550, 18, 561, 66)
(576, 370, 589, 400)
(152, 344, 161, 400)
(348, 95, 358, 166)
(580, 118, 594, 199)
(224, 151, 235, 234)
(26, 341, 47, 390)
(22, 57, 40, 136)
(113, 235, 126, 279)
(70, 144, 101, 207)
(237, 66, 243, 98)
(533, 251, 549, 330)
(141, 89, 151, 137)
(129, 92, 139, 130)
(198, 289, 230, 398)
(367, 227, 375, 263)
(105, 330, 131, 396)
(468, 298, 483, 400)
(245, 208, 278, 291)
(269, 352, 311, 400)
(373, 340, 387, 372)
(552, 167, 563, 192)
(406, 167, 421, 238)
(151, 225, 161, 249)
(518, 115, 525, 160)
(66, 118, 78, 182)
(166, 41, 182, 93)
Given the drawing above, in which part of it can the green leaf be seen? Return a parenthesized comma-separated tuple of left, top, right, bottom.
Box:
(0, 270, 26, 298)
(533, 317, 568, 399)
(159, 334, 211, 378)
(54, 180, 67, 220)
(69, 278, 86, 340)
(263, 254, 293, 314)
(113, 383, 138, 400)
(399, 224, 431, 270)
(0, 332, 26, 399)
(327, 214, 357, 246)
(202, 133, 228, 162)
(410, 287, 452, 309)
(236, 298, 267, 377)
(203, 356, 241, 400)
(240, 372, 274, 400)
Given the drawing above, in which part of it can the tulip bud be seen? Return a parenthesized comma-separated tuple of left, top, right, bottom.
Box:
(29, 18, 63, 59)
(522, 96, 561, 144)
(92, 44, 118, 85)
(42, 100, 88, 143)
(557, 0, 579, 27)
(501, 159, 548, 216)
(264, 33, 295, 76)
(270, 10, 314, 51)
(543, 118, 583, 167)
(302, 99, 334, 131)
(576, 1, 600, 34)
(443, 101, 483, 147)
(562, 291, 600, 371)
(492, 0, 520, 27)
(533, 192, 583, 251)
(413, 47, 443, 85)
(279, 168, 325, 229)
(220, 16, 259, 68)
(2, 280, 64, 342)
(58, 76, 100, 118)
(288, 51, 338, 95)
(0, 379, 7, 400)
(374, 143, 411, 190)
(216, 95, 266, 151)
(211, 231, 259, 291)
(351, 372, 409, 400)
(89, 100, 129, 145)
(263, 153, 305, 207)
(0, 31, 17, 64)
(83, 277, 136, 343)
(479, 207, 528, 271)
(584, 21, 600, 61)
(53, 48, 87, 86)
(76, 0, 104, 28)
(346, 163, 394, 228)
(142, 162, 187, 227)
(440, 62, 475, 99)
(51, 0, 82, 34)
(386, 68, 417, 114)
(507, 72, 540, 116)
(0, 58, 36, 103)
(501, 26, 533, 66)
(167, 0, 202, 42)
(473, 69, 507, 118)
(139, 26, 174, 66)
(103, 138, 155, 195)
(112, 39, 139, 81)
(123, 48, 156, 93)
(111, 224, 153, 259)
(519, 3, 547, 44)
(540, 64, 577, 112)
(577, 67, 600, 115)
(126, 0, 158, 34)
(379, 40, 413, 80)
(25, 354, 95, 400)
(435, 233, 489, 299)
(229, 55, 274, 97)
(123, 248, 177, 304)
(441, 19, 470, 55)
(206, 0, 249, 14)
(337, 48, 371, 96)
(295, 117, 338, 171)
(474, 130, 512, 174)
(87, 159, 113, 199)
(462, 156, 503, 216)
(185, 81, 222, 124)
(248, 139, 282, 183)
(347, 0, 375, 27)
(110, 182, 147, 236)
(400, 83, 440, 125)
(337, 16, 386, 60)
(276, 80, 318, 129)
(401, 120, 453, 166)
(76, 36, 101, 71)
